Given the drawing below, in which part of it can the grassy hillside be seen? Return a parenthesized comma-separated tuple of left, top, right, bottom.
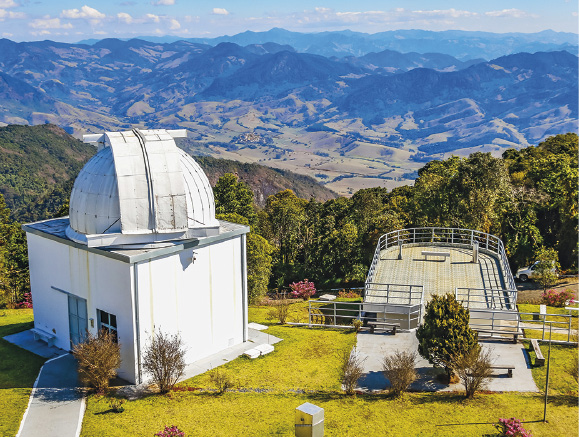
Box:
(194, 155, 337, 206)
(0, 124, 94, 221)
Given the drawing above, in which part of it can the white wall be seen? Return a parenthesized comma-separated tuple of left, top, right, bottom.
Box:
(26, 233, 137, 383)
(135, 235, 246, 373)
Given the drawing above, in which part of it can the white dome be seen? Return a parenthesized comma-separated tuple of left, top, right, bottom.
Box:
(66, 129, 219, 248)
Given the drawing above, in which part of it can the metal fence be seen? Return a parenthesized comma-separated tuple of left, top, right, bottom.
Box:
(469, 308, 578, 344)
(455, 287, 518, 310)
(366, 227, 516, 291)
(306, 300, 423, 330)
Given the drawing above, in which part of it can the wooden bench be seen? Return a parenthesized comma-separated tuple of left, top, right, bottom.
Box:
(421, 250, 450, 261)
(529, 338, 545, 366)
(474, 329, 523, 344)
(367, 321, 400, 334)
(31, 328, 56, 347)
(489, 364, 515, 378)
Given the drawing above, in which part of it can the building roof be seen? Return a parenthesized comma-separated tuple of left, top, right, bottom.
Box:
(67, 129, 219, 248)
(23, 217, 249, 264)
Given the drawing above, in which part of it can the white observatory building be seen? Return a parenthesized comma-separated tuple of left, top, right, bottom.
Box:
(23, 129, 249, 384)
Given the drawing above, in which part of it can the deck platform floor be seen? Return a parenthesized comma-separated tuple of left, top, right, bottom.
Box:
(369, 245, 506, 305)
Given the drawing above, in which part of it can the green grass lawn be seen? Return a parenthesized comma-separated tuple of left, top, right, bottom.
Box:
(80, 302, 579, 436)
(0, 309, 46, 437)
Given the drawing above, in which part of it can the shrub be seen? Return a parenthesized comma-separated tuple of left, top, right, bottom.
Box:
(155, 425, 185, 437)
(452, 346, 493, 399)
(382, 350, 417, 396)
(72, 329, 121, 393)
(351, 318, 363, 332)
(338, 290, 361, 299)
(267, 292, 291, 324)
(107, 397, 125, 413)
(142, 331, 186, 394)
(18, 292, 32, 308)
(209, 367, 235, 394)
(541, 289, 576, 307)
(416, 293, 478, 379)
(495, 417, 532, 437)
(289, 279, 316, 300)
(341, 348, 366, 395)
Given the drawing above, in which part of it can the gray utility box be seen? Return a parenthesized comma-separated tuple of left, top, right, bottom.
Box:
(295, 402, 324, 437)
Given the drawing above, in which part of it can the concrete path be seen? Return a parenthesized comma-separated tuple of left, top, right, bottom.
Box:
(4, 329, 67, 359)
(355, 330, 539, 393)
(16, 354, 85, 437)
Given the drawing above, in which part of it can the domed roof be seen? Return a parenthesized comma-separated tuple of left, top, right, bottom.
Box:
(66, 129, 219, 248)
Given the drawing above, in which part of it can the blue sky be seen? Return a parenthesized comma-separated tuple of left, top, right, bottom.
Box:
(1, 1, 577, 42)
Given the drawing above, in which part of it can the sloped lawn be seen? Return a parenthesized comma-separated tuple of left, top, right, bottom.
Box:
(0, 309, 46, 437)
(81, 302, 579, 436)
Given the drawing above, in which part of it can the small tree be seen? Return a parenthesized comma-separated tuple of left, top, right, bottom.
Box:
(534, 247, 560, 291)
(73, 329, 121, 393)
(143, 331, 186, 394)
(452, 345, 493, 398)
(382, 350, 417, 396)
(416, 293, 478, 380)
(341, 348, 366, 395)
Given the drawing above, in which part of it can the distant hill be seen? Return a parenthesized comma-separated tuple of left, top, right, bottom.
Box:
(193, 155, 337, 206)
(0, 125, 336, 222)
(0, 124, 95, 221)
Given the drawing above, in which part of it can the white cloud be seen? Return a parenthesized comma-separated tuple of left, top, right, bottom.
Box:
(2, 32, 12, 37)
(153, 0, 175, 5)
(169, 18, 180, 30)
(212, 8, 229, 16)
(485, 9, 533, 18)
(412, 8, 477, 18)
(0, 0, 17, 8)
(145, 13, 160, 22)
(117, 12, 133, 24)
(29, 16, 73, 29)
(0, 9, 25, 20)
(61, 5, 106, 20)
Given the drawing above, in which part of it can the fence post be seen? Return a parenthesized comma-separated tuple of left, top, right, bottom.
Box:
(308, 300, 312, 327)
(333, 303, 337, 327)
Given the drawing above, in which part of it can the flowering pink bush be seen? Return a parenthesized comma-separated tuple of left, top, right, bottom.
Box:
(18, 292, 33, 309)
(495, 418, 532, 437)
(155, 425, 185, 437)
(289, 279, 316, 300)
(541, 289, 576, 307)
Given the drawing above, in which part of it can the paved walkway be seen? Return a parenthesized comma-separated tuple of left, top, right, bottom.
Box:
(16, 354, 85, 437)
(355, 331, 538, 393)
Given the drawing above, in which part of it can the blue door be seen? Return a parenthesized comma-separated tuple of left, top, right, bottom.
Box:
(68, 295, 88, 348)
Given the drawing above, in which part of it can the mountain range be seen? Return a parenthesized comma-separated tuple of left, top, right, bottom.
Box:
(0, 32, 576, 195)
(79, 28, 578, 60)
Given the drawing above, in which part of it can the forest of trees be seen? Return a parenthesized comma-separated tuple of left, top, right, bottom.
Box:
(0, 132, 577, 307)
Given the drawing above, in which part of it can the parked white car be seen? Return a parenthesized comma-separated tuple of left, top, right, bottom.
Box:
(515, 261, 557, 282)
(515, 262, 539, 282)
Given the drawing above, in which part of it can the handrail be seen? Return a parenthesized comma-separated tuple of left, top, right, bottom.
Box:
(366, 227, 516, 292)
(455, 287, 518, 310)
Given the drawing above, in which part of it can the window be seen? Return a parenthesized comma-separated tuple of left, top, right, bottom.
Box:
(97, 309, 118, 342)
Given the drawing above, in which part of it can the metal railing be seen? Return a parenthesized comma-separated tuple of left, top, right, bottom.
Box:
(469, 308, 577, 344)
(455, 287, 518, 310)
(366, 227, 516, 291)
(306, 300, 422, 330)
